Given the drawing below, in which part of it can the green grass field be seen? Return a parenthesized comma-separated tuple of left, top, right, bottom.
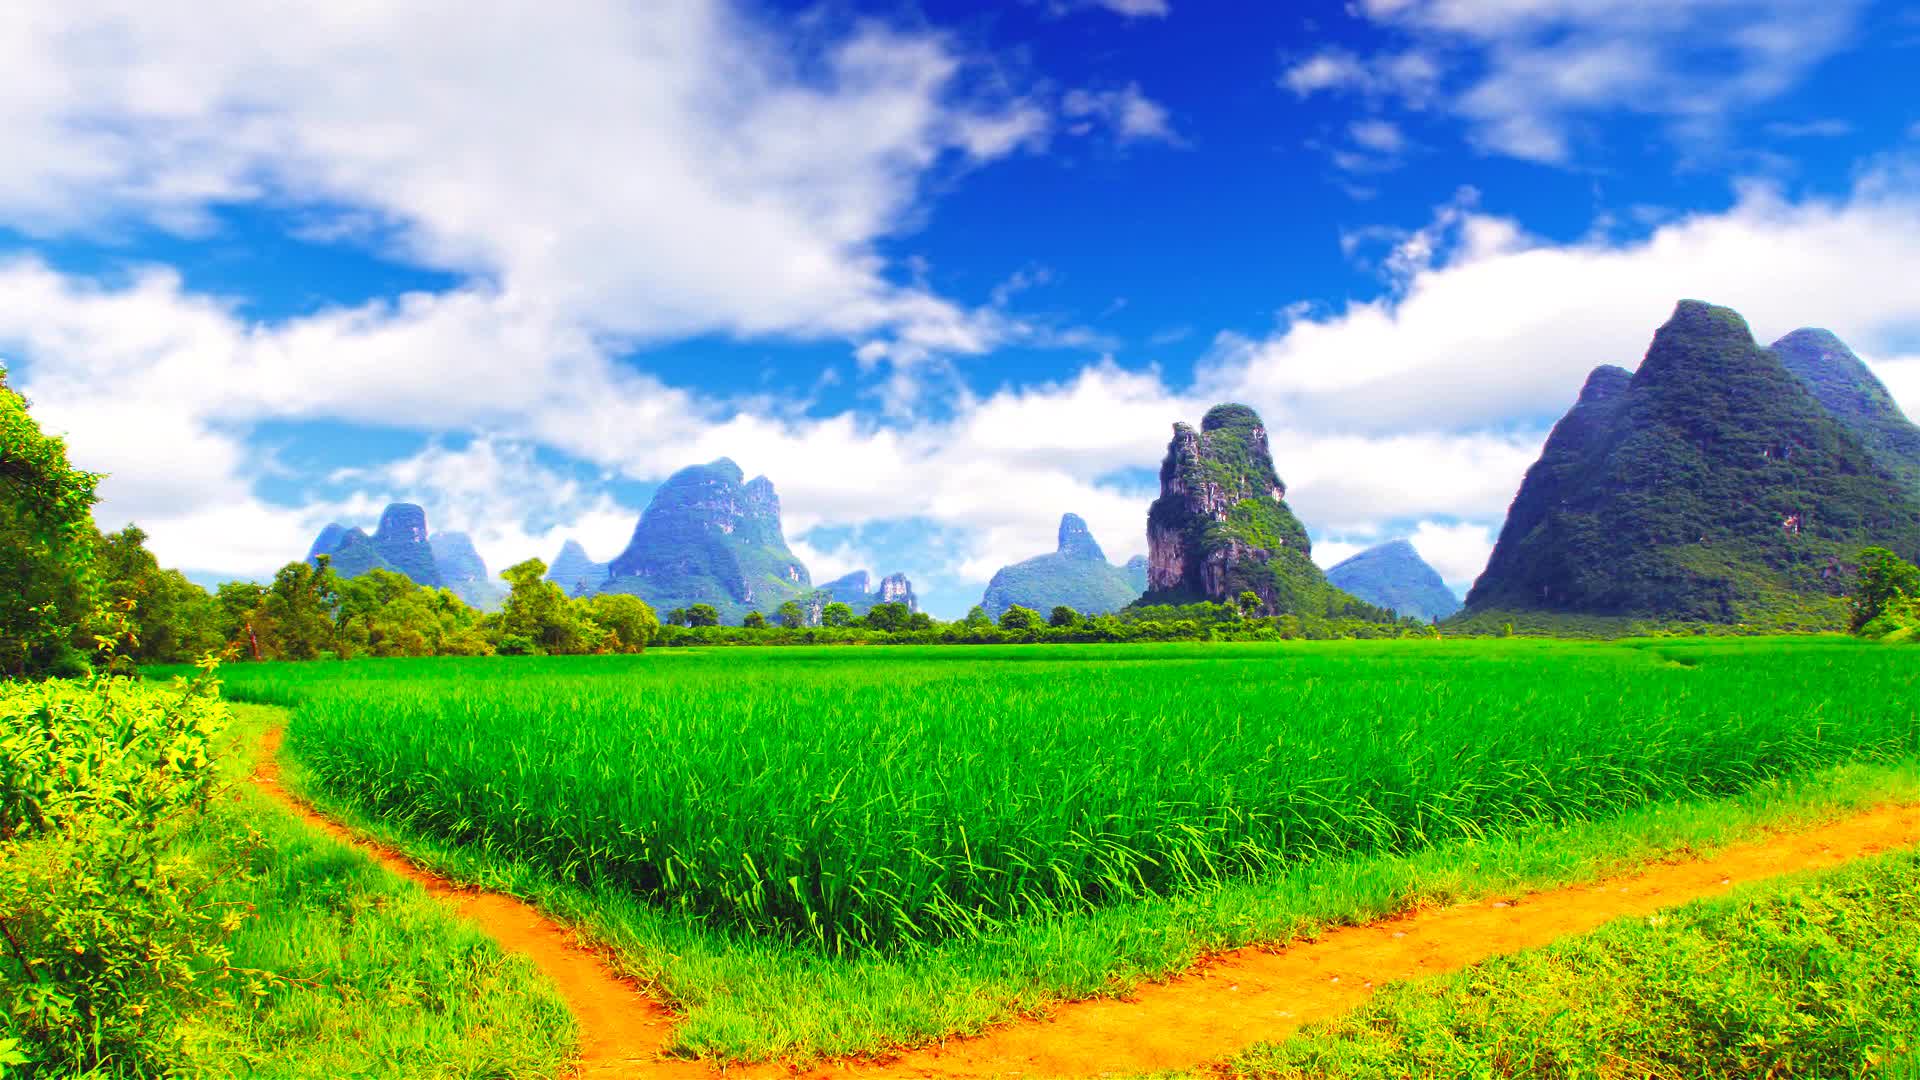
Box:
(184, 637, 1920, 1062)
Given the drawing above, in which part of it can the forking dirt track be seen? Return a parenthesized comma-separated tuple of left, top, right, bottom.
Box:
(251, 726, 1920, 1079)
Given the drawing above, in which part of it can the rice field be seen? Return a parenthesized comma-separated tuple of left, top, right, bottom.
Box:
(208, 638, 1920, 956)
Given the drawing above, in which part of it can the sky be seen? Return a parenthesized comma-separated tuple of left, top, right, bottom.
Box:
(4, 0, 1920, 618)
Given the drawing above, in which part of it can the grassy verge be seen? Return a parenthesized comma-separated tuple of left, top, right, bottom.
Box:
(262, 695, 1920, 1065)
(1214, 844, 1920, 1078)
(172, 704, 574, 1078)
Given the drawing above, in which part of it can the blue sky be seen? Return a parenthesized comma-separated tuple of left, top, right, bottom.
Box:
(3, 0, 1919, 617)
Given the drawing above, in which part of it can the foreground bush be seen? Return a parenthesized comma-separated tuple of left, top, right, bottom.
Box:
(0, 672, 254, 1074)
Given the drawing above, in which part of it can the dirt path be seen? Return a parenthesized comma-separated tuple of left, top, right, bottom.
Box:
(854, 799, 1920, 1079)
(250, 726, 708, 1079)
(252, 725, 1920, 1079)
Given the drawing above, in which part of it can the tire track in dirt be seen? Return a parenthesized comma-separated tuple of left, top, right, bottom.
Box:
(254, 722, 1920, 1079)
(250, 726, 707, 1079)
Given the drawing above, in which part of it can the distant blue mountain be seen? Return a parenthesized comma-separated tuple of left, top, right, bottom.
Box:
(1325, 540, 1461, 621)
(546, 538, 610, 597)
(307, 503, 505, 607)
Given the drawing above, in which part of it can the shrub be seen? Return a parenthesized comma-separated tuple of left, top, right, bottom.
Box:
(0, 669, 259, 1072)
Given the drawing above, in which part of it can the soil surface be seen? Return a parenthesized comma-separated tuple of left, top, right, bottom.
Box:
(251, 726, 706, 1079)
(252, 726, 1920, 1079)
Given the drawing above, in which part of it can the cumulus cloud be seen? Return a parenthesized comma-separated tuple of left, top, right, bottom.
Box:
(1062, 84, 1184, 145)
(1288, 0, 1870, 163)
(1203, 171, 1920, 437)
(0, 0, 1043, 365)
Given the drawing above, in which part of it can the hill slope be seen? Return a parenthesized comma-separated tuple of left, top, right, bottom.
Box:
(1772, 328, 1920, 492)
(1466, 300, 1920, 626)
(600, 459, 811, 621)
(1326, 540, 1461, 621)
(545, 539, 609, 597)
(430, 532, 505, 611)
(981, 514, 1143, 616)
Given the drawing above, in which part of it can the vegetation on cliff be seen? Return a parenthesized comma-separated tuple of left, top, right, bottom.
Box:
(1772, 327, 1920, 492)
(980, 514, 1143, 617)
(601, 459, 811, 621)
(1466, 301, 1920, 626)
(1141, 403, 1387, 621)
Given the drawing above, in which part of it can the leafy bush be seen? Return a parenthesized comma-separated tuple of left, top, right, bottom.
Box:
(0, 671, 257, 1073)
(0, 370, 104, 679)
(1852, 546, 1920, 638)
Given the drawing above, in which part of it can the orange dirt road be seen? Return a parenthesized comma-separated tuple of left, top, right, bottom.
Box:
(252, 725, 1920, 1079)
(250, 726, 707, 1079)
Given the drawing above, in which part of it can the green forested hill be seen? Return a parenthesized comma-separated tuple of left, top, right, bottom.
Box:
(600, 459, 812, 621)
(1773, 327, 1920, 492)
(981, 514, 1143, 617)
(1326, 540, 1462, 621)
(1466, 301, 1920, 626)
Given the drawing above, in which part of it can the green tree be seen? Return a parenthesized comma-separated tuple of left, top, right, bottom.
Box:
(96, 525, 219, 665)
(498, 558, 592, 654)
(666, 607, 689, 627)
(775, 600, 806, 629)
(742, 610, 768, 629)
(964, 605, 992, 628)
(1235, 589, 1264, 620)
(684, 603, 721, 628)
(1048, 605, 1081, 627)
(866, 602, 911, 632)
(1851, 547, 1920, 632)
(907, 611, 934, 631)
(820, 602, 855, 628)
(579, 593, 658, 652)
(0, 370, 102, 677)
(211, 581, 267, 658)
(257, 558, 343, 660)
(999, 605, 1041, 631)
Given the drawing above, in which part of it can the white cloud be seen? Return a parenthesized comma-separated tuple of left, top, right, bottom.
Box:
(1292, 0, 1870, 163)
(0, 0, 1043, 366)
(1765, 119, 1854, 139)
(1204, 172, 1920, 436)
(1062, 84, 1184, 145)
(1281, 49, 1441, 102)
(1350, 119, 1408, 154)
(1045, 0, 1171, 17)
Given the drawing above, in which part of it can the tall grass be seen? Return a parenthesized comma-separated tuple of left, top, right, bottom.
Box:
(205, 639, 1920, 955)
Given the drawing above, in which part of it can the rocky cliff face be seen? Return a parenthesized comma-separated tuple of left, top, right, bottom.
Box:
(981, 513, 1146, 617)
(877, 572, 918, 610)
(1140, 404, 1354, 616)
(430, 531, 504, 612)
(1466, 300, 1920, 625)
(1772, 328, 1920, 492)
(545, 539, 610, 597)
(1326, 540, 1461, 622)
(601, 459, 812, 621)
(806, 569, 918, 622)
